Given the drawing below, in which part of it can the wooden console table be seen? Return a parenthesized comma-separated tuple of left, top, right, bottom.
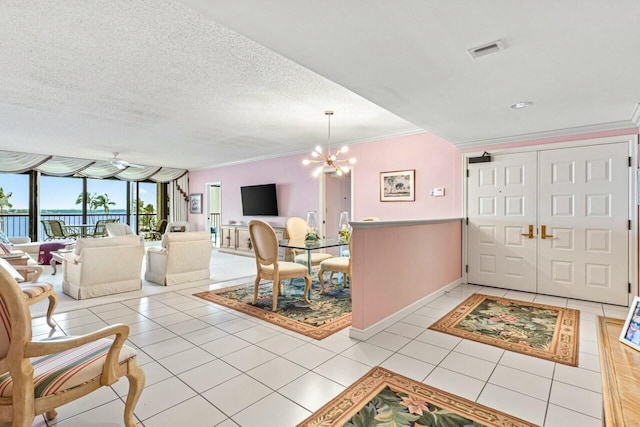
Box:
(596, 316, 640, 426)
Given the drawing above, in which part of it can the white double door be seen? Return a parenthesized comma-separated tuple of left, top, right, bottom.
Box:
(467, 142, 629, 305)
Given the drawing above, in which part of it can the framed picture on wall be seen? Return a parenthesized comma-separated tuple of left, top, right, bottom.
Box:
(189, 193, 203, 214)
(380, 169, 415, 202)
(619, 296, 640, 351)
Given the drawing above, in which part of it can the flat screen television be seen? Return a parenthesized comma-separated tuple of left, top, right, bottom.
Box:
(241, 183, 279, 216)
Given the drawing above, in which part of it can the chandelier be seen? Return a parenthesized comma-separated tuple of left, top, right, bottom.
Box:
(302, 110, 356, 177)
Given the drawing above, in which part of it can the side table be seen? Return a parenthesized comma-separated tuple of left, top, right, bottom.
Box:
(50, 249, 73, 275)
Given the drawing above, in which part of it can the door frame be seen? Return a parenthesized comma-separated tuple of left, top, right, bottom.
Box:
(205, 181, 221, 246)
(462, 134, 639, 304)
(318, 166, 355, 238)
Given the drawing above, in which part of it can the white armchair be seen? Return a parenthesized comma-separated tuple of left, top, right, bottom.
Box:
(106, 223, 145, 244)
(62, 235, 145, 299)
(145, 231, 212, 286)
(165, 221, 190, 233)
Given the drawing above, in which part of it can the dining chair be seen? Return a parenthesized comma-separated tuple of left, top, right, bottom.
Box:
(0, 266, 145, 427)
(318, 237, 352, 292)
(89, 219, 119, 238)
(249, 220, 312, 311)
(0, 258, 58, 329)
(50, 220, 78, 239)
(285, 217, 333, 267)
(40, 220, 55, 241)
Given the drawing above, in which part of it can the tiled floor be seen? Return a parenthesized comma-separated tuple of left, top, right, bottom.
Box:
(23, 282, 624, 427)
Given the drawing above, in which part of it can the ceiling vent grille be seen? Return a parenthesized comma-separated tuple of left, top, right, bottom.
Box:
(467, 40, 505, 59)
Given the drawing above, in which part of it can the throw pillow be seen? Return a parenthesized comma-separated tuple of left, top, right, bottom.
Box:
(0, 231, 10, 244)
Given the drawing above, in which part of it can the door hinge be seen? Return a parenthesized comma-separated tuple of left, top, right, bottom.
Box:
(629, 283, 632, 293)
(629, 156, 632, 167)
(466, 169, 470, 178)
(466, 218, 469, 225)
(629, 220, 632, 230)
(465, 265, 469, 273)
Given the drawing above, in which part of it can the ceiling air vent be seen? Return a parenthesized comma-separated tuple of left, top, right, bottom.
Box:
(467, 40, 505, 59)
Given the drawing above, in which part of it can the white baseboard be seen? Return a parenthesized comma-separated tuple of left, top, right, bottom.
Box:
(349, 278, 462, 341)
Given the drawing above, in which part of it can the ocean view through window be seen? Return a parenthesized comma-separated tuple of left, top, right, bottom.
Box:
(0, 173, 159, 240)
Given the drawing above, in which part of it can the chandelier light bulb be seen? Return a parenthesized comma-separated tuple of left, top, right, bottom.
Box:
(315, 146, 323, 154)
(336, 168, 343, 176)
(349, 158, 356, 164)
(341, 145, 349, 153)
(330, 155, 336, 162)
(311, 151, 319, 158)
(313, 165, 323, 177)
(302, 159, 310, 165)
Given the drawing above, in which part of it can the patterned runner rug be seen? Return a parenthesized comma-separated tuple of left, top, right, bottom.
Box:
(429, 294, 580, 366)
(194, 277, 351, 340)
(298, 366, 536, 426)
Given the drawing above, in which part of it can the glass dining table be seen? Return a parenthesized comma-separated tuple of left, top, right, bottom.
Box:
(278, 236, 349, 298)
(278, 236, 349, 273)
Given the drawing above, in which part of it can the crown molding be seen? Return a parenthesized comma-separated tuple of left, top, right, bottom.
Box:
(631, 103, 640, 126)
(454, 120, 638, 149)
(190, 127, 424, 170)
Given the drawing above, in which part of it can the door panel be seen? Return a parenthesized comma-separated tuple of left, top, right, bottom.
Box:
(467, 152, 537, 292)
(467, 142, 629, 304)
(537, 143, 628, 305)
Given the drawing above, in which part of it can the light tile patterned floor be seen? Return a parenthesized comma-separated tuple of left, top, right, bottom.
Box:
(22, 282, 617, 427)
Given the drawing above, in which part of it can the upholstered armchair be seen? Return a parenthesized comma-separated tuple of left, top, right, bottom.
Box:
(145, 231, 212, 286)
(165, 221, 190, 233)
(62, 235, 145, 299)
(0, 267, 145, 427)
(106, 223, 145, 244)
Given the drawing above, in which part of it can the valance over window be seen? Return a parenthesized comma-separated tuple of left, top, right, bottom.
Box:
(0, 150, 187, 183)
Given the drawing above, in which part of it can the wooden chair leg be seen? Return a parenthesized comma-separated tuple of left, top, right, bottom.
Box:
(124, 359, 146, 427)
(272, 279, 280, 311)
(317, 268, 326, 294)
(46, 293, 58, 329)
(252, 276, 261, 304)
(45, 410, 57, 421)
(302, 274, 312, 304)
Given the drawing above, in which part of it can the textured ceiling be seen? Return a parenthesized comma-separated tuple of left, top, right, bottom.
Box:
(3, 1, 639, 172)
(0, 1, 419, 170)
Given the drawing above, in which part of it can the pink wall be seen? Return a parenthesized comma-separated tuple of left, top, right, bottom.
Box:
(350, 220, 462, 330)
(188, 132, 462, 231)
(188, 154, 321, 230)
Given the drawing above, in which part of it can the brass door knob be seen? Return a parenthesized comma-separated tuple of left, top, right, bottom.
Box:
(520, 225, 534, 239)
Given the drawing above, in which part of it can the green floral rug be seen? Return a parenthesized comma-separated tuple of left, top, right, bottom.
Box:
(298, 367, 536, 427)
(194, 277, 351, 339)
(429, 294, 580, 366)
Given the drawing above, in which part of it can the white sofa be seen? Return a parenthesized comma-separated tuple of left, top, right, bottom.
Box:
(145, 231, 212, 286)
(62, 235, 144, 299)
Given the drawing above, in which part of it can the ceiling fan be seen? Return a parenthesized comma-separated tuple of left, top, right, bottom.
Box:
(109, 152, 145, 170)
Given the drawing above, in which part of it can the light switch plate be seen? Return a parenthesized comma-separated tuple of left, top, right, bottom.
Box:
(430, 188, 445, 197)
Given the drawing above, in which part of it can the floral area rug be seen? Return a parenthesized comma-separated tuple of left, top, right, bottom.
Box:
(194, 277, 351, 340)
(430, 294, 580, 366)
(298, 366, 536, 427)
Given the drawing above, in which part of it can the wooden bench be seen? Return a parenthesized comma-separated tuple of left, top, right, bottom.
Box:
(596, 316, 640, 426)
